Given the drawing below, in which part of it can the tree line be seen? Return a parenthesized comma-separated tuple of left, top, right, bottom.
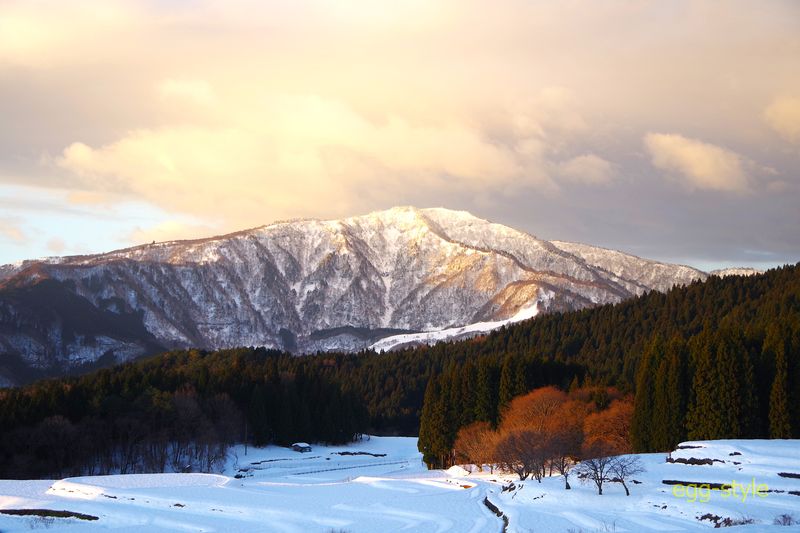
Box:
(632, 316, 800, 451)
(0, 349, 367, 478)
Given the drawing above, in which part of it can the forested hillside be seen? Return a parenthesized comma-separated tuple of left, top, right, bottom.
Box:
(1, 264, 797, 477)
(418, 263, 800, 465)
(0, 350, 368, 478)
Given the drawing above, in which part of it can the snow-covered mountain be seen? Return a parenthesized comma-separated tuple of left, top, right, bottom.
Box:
(709, 267, 763, 277)
(0, 206, 744, 385)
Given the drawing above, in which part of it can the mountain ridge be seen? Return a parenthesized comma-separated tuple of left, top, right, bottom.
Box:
(0, 206, 756, 386)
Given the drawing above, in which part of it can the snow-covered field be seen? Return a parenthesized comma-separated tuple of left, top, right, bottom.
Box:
(1, 438, 799, 532)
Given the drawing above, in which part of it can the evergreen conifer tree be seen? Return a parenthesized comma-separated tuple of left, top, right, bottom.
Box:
(418, 376, 450, 468)
(664, 336, 688, 447)
(768, 329, 792, 438)
(474, 360, 498, 426)
(714, 332, 742, 438)
(687, 333, 720, 440)
(248, 385, 269, 445)
(632, 335, 664, 451)
(651, 355, 670, 451)
(498, 354, 515, 409)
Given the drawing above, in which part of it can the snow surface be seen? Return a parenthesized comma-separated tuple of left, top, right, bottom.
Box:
(492, 439, 800, 532)
(1, 438, 798, 532)
(370, 297, 545, 352)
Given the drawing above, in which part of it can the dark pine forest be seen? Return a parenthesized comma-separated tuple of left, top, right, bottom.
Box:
(1, 263, 798, 478)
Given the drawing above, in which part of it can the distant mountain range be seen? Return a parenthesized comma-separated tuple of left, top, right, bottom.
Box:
(0, 206, 760, 386)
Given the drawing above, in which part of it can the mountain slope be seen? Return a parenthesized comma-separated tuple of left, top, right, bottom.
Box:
(709, 267, 763, 277)
(0, 207, 718, 385)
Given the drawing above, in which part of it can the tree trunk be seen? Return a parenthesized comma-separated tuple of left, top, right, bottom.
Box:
(622, 481, 630, 496)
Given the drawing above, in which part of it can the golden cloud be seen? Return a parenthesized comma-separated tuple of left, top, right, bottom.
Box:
(644, 133, 750, 193)
(764, 97, 800, 144)
(158, 79, 217, 107)
(58, 93, 541, 226)
(0, 1, 138, 67)
(556, 154, 614, 185)
(1, 0, 798, 237)
(0, 219, 26, 243)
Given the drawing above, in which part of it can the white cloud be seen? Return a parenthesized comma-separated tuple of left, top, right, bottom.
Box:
(58, 94, 531, 227)
(764, 97, 800, 144)
(644, 133, 750, 193)
(0, 1, 138, 67)
(0, 219, 26, 243)
(556, 154, 614, 185)
(511, 87, 588, 140)
(158, 79, 216, 107)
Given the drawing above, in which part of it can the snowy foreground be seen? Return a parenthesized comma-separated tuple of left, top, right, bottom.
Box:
(1, 438, 799, 532)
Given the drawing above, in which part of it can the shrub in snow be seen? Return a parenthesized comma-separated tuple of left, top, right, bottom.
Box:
(774, 513, 797, 526)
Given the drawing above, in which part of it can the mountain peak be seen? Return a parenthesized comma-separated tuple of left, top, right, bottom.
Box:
(0, 205, 740, 385)
(347, 206, 490, 230)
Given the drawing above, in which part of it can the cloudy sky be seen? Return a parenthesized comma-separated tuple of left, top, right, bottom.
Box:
(1, 0, 798, 271)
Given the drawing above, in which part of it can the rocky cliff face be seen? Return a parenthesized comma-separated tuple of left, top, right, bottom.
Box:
(0, 206, 712, 385)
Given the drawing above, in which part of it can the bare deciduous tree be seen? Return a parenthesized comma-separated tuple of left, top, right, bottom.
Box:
(575, 454, 615, 495)
(608, 455, 645, 496)
(501, 387, 567, 433)
(495, 429, 548, 481)
(494, 430, 528, 480)
(583, 399, 633, 455)
(546, 400, 587, 489)
(453, 421, 497, 472)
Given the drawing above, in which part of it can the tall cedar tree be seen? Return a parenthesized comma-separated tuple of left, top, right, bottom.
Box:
(631, 335, 663, 451)
(686, 332, 720, 441)
(418, 376, 450, 468)
(767, 326, 792, 438)
(663, 335, 688, 447)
